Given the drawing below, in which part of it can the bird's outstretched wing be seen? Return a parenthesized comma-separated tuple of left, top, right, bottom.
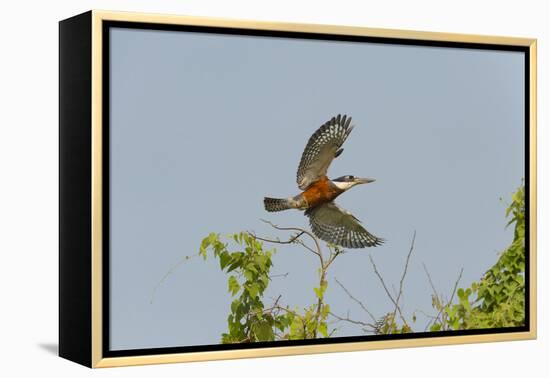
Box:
(296, 114, 354, 190)
(305, 202, 383, 248)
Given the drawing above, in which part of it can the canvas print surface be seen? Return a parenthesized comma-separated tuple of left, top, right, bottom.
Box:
(108, 27, 526, 351)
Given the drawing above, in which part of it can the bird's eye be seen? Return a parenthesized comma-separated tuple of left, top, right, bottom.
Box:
(348, 175, 354, 180)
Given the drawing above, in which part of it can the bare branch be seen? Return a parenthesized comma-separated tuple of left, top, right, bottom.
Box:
(422, 262, 439, 299)
(368, 231, 416, 328)
(391, 284, 398, 300)
(248, 296, 304, 319)
(368, 255, 397, 304)
(390, 230, 416, 328)
(447, 268, 464, 306)
(428, 267, 464, 330)
(294, 238, 323, 257)
(422, 262, 444, 331)
(250, 231, 304, 245)
(415, 309, 439, 320)
(369, 254, 408, 325)
(249, 228, 321, 258)
(272, 305, 300, 317)
(269, 272, 289, 280)
(334, 278, 377, 323)
(329, 311, 373, 328)
(325, 246, 346, 269)
(247, 294, 285, 317)
(260, 219, 323, 262)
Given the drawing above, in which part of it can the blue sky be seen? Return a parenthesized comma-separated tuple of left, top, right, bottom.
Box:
(108, 27, 524, 350)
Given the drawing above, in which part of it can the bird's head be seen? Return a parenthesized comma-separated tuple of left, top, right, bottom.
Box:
(332, 175, 376, 191)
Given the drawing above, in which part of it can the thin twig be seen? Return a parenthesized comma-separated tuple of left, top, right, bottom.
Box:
(368, 256, 407, 325)
(429, 268, 464, 330)
(294, 238, 323, 257)
(249, 231, 304, 245)
(447, 268, 464, 306)
(391, 284, 399, 300)
(260, 219, 323, 261)
(329, 312, 373, 328)
(325, 246, 345, 269)
(368, 255, 397, 305)
(334, 278, 377, 322)
(250, 228, 320, 258)
(422, 262, 439, 299)
(269, 272, 289, 280)
(422, 262, 443, 331)
(273, 305, 299, 317)
(416, 309, 439, 320)
(390, 230, 416, 328)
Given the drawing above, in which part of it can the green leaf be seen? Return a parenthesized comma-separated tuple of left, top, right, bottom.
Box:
(321, 304, 330, 318)
(230, 299, 240, 313)
(219, 252, 231, 270)
(252, 321, 274, 341)
(246, 264, 258, 274)
(227, 261, 241, 273)
(254, 255, 266, 269)
(244, 270, 254, 281)
(314, 280, 328, 300)
(246, 283, 260, 298)
(313, 287, 321, 299)
(259, 275, 269, 288)
(228, 276, 240, 296)
(318, 323, 328, 337)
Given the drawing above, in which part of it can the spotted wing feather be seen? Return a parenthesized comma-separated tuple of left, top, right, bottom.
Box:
(296, 114, 354, 190)
(305, 202, 384, 248)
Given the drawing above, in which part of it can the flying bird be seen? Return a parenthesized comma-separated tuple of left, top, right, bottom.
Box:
(263, 114, 383, 249)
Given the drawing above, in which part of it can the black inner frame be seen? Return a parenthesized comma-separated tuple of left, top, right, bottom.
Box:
(102, 20, 531, 358)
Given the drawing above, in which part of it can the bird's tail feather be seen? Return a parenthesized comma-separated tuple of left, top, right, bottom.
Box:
(264, 197, 294, 212)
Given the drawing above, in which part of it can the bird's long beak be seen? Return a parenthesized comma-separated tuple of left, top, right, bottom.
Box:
(354, 177, 376, 184)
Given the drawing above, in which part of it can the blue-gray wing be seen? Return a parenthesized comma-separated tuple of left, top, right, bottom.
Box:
(305, 202, 384, 248)
(296, 115, 354, 190)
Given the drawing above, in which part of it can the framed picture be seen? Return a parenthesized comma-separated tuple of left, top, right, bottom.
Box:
(59, 10, 537, 368)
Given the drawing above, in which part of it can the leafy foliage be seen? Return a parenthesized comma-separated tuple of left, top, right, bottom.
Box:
(430, 184, 526, 331)
(199, 232, 331, 343)
(200, 232, 277, 342)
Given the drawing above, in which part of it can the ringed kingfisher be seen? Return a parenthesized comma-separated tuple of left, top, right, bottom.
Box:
(263, 114, 383, 249)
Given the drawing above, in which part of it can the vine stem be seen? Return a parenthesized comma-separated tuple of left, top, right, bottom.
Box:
(313, 262, 327, 338)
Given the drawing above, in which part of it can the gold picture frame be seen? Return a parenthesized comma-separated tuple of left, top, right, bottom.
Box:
(59, 10, 537, 368)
